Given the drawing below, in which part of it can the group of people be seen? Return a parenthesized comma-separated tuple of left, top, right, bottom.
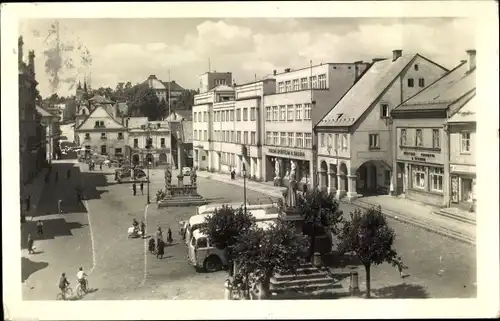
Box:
(58, 267, 89, 300)
(88, 160, 102, 171)
(147, 226, 173, 259)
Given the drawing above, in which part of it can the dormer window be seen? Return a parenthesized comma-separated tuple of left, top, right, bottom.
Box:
(94, 121, 104, 128)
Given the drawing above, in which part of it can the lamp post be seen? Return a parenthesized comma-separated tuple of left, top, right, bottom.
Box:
(242, 162, 247, 214)
(147, 161, 151, 204)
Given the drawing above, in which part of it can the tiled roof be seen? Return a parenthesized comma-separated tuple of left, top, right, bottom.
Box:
(88, 94, 114, 104)
(394, 62, 475, 111)
(127, 117, 149, 129)
(162, 81, 185, 92)
(317, 55, 417, 127)
(36, 106, 56, 117)
(448, 95, 476, 123)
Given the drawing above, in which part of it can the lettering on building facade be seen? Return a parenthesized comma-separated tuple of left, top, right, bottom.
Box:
(268, 148, 306, 158)
(403, 151, 436, 162)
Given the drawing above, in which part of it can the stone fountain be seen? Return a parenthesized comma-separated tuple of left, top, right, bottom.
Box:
(157, 167, 208, 208)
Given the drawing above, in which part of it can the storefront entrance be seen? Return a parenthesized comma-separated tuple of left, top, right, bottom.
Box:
(265, 155, 311, 188)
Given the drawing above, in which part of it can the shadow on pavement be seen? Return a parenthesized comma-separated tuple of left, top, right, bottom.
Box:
(372, 283, 429, 298)
(21, 257, 49, 282)
(21, 219, 88, 249)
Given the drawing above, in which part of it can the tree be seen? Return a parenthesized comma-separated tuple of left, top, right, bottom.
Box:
(129, 88, 162, 121)
(173, 89, 196, 110)
(294, 190, 344, 259)
(231, 220, 310, 298)
(337, 206, 399, 298)
(200, 205, 256, 251)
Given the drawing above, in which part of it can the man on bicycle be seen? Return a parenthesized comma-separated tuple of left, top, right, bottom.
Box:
(59, 273, 70, 299)
(76, 267, 88, 291)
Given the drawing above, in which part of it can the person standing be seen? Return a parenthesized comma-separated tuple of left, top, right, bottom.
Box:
(27, 234, 34, 254)
(37, 220, 44, 236)
(132, 183, 137, 196)
(58, 199, 63, 214)
(140, 182, 144, 195)
(156, 239, 164, 259)
(99, 163, 102, 171)
(167, 228, 173, 244)
(155, 226, 163, 243)
(140, 220, 146, 238)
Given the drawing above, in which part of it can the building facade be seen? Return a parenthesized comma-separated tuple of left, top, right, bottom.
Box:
(263, 62, 370, 190)
(192, 75, 235, 171)
(198, 71, 233, 94)
(391, 50, 476, 207)
(37, 106, 60, 162)
(447, 96, 476, 210)
(75, 106, 129, 159)
(317, 50, 448, 200)
(128, 118, 172, 166)
(143, 74, 185, 103)
(19, 36, 45, 186)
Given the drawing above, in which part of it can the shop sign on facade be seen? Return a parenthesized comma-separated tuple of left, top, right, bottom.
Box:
(403, 151, 436, 162)
(450, 164, 476, 174)
(268, 148, 306, 158)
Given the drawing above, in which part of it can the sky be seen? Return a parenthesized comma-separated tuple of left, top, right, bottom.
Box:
(19, 17, 476, 98)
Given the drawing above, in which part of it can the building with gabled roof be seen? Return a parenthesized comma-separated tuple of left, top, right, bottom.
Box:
(390, 50, 476, 207)
(142, 74, 185, 103)
(74, 105, 129, 159)
(316, 49, 448, 200)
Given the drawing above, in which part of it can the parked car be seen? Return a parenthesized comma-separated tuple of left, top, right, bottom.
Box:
(182, 167, 192, 176)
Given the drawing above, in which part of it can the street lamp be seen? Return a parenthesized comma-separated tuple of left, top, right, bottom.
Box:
(147, 161, 152, 204)
(242, 162, 247, 214)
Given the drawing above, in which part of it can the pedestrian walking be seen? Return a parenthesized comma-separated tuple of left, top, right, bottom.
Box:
(99, 163, 102, 171)
(140, 220, 146, 238)
(132, 183, 137, 196)
(37, 220, 44, 236)
(140, 182, 144, 195)
(167, 228, 173, 244)
(148, 237, 156, 254)
(27, 234, 34, 254)
(155, 226, 163, 243)
(58, 199, 63, 214)
(26, 196, 31, 212)
(394, 256, 406, 278)
(156, 239, 164, 259)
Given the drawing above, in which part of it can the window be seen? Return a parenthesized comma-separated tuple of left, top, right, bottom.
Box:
(285, 81, 292, 92)
(266, 132, 272, 145)
(266, 107, 271, 121)
(226, 110, 230, 122)
(243, 131, 249, 144)
(295, 104, 303, 120)
(412, 165, 426, 189)
(418, 78, 425, 87)
(273, 132, 279, 145)
(222, 111, 226, 122)
(369, 134, 379, 149)
(400, 129, 407, 146)
(278, 82, 285, 93)
(236, 108, 241, 121)
(197, 237, 208, 249)
(237, 131, 242, 143)
(301, 77, 308, 90)
(280, 132, 287, 146)
(85, 133, 90, 140)
(415, 129, 423, 147)
(115, 148, 122, 155)
(342, 134, 348, 151)
(287, 133, 294, 147)
(461, 132, 471, 152)
(203, 111, 207, 122)
(432, 129, 440, 149)
(250, 107, 256, 121)
(318, 74, 327, 89)
(320, 133, 325, 147)
(385, 170, 391, 185)
(304, 103, 312, 120)
(225, 131, 229, 142)
(204, 130, 208, 141)
(101, 145, 107, 154)
(133, 138, 138, 147)
(118, 132, 124, 140)
(296, 133, 304, 148)
(101, 132, 106, 139)
(380, 103, 389, 118)
(160, 138, 165, 146)
(231, 131, 235, 143)
(240, 108, 246, 121)
(272, 106, 278, 121)
(305, 133, 312, 148)
(279, 106, 286, 121)
(198, 113, 202, 122)
(230, 110, 234, 121)
(407, 78, 414, 87)
(286, 105, 294, 121)
(251, 131, 256, 145)
(293, 79, 299, 91)
(430, 167, 444, 192)
(334, 133, 339, 150)
(310, 76, 317, 89)
(414, 64, 419, 71)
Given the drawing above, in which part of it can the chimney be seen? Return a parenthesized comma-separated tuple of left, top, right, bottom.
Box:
(392, 49, 403, 61)
(18, 36, 24, 66)
(273, 70, 277, 75)
(284, 68, 291, 73)
(466, 49, 476, 71)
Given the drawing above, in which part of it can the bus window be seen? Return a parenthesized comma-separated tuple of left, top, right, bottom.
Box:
(191, 236, 196, 247)
(197, 237, 208, 249)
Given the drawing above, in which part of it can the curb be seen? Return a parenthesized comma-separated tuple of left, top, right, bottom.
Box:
(199, 173, 284, 199)
(433, 210, 476, 226)
(352, 200, 475, 246)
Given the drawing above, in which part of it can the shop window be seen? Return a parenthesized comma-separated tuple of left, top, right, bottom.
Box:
(430, 167, 444, 192)
(415, 128, 423, 147)
(412, 165, 426, 189)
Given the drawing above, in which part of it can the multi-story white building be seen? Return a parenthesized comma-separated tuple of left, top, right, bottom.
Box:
(127, 117, 172, 166)
(198, 71, 233, 94)
(262, 62, 370, 190)
(192, 74, 235, 170)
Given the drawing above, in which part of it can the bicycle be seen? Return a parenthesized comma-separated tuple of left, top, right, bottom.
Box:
(75, 279, 89, 298)
(56, 286, 73, 300)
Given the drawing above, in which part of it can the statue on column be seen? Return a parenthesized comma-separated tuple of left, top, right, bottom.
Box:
(290, 161, 297, 181)
(165, 167, 172, 186)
